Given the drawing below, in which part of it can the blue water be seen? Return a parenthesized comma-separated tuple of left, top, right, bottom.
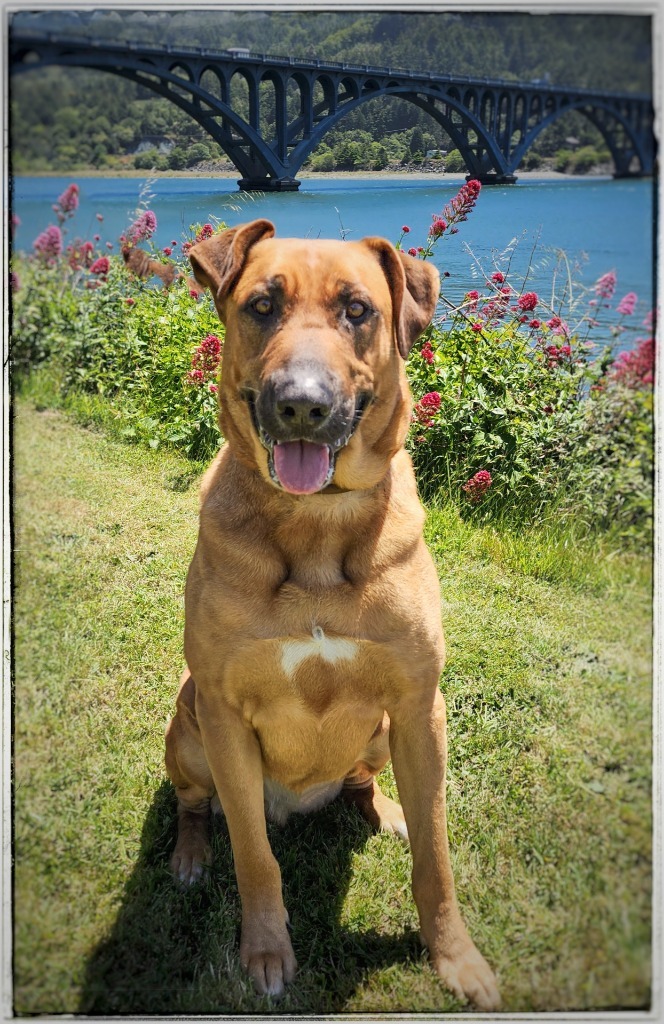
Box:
(11, 174, 655, 313)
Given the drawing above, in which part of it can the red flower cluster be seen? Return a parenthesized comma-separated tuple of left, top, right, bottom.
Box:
(52, 183, 79, 223)
(66, 238, 95, 271)
(183, 222, 215, 256)
(33, 225, 63, 263)
(611, 337, 655, 389)
(420, 340, 435, 364)
(427, 179, 482, 243)
(517, 291, 538, 312)
(90, 256, 109, 276)
(462, 470, 492, 502)
(543, 343, 572, 367)
(441, 179, 481, 226)
(413, 390, 441, 427)
(186, 333, 223, 386)
(546, 316, 568, 337)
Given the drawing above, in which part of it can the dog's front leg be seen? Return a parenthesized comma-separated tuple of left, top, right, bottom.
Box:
(196, 691, 297, 998)
(389, 687, 501, 1011)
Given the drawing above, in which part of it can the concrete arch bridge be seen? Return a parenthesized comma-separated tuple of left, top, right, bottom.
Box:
(10, 30, 655, 191)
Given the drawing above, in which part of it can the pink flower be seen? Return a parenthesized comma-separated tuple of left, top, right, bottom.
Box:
(90, 256, 110, 275)
(546, 316, 569, 336)
(53, 183, 79, 221)
(93, 234, 100, 242)
(125, 298, 135, 306)
(402, 225, 410, 233)
(517, 291, 538, 312)
(33, 224, 63, 261)
(106, 242, 113, 250)
(491, 271, 505, 283)
(189, 289, 200, 300)
(96, 213, 104, 222)
(462, 469, 492, 502)
(595, 271, 617, 300)
(611, 337, 655, 388)
(163, 247, 173, 256)
(529, 319, 541, 329)
(126, 210, 157, 244)
(408, 247, 418, 257)
(471, 323, 482, 332)
(209, 383, 218, 393)
(465, 290, 479, 301)
(616, 291, 637, 316)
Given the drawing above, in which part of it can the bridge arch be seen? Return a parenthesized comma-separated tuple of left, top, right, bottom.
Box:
(510, 96, 651, 176)
(289, 82, 509, 180)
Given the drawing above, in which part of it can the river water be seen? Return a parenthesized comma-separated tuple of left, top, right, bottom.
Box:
(12, 174, 655, 318)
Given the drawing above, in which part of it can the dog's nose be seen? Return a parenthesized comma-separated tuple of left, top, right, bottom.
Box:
(272, 370, 334, 431)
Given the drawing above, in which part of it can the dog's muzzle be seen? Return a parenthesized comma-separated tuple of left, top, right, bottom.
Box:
(246, 361, 371, 495)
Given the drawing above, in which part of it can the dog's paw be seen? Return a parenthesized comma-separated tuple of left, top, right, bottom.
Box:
(170, 839, 212, 887)
(374, 791, 409, 843)
(432, 943, 501, 1012)
(240, 915, 297, 998)
(344, 782, 409, 843)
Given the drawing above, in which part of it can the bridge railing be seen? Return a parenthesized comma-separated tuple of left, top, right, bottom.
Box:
(11, 30, 652, 103)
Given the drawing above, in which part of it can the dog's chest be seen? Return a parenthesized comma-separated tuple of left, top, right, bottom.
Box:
(224, 625, 388, 788)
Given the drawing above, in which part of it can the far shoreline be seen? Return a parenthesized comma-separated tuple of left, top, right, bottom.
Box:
(14, 167, 617, 184)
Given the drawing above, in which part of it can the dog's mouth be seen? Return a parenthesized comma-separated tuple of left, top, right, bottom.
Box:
(246, 393, 370, 495)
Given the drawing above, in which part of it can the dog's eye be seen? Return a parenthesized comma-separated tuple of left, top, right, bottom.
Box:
(252, 297, 273, 316)
(347, 301, 367, 321)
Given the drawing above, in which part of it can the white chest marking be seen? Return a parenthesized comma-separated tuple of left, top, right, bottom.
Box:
(281, 626, 358, 678)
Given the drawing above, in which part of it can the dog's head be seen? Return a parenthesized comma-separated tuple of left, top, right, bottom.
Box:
(189, 218, 439, 494)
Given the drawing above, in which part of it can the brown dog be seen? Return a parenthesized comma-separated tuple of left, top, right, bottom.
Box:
(164, 219, 500, 1010)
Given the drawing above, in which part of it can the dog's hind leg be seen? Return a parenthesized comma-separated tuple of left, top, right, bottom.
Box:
(343, 713, 409, 842)
(165, 668, 215, 886)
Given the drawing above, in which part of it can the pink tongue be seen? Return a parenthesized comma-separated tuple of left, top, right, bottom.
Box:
(273, 441, 330, 494)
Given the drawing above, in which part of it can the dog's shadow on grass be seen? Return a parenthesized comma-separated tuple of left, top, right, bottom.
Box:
(79, 781, 424, 1015)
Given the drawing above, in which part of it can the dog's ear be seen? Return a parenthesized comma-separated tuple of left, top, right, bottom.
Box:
(363, 238, 440, 359)
(189, 219, 275, 304)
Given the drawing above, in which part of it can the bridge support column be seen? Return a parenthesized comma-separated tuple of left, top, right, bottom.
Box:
(237, 177, 301, 192)
(468, 172, 518, 185)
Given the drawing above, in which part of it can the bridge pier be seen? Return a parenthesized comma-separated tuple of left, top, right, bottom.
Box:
(468, 172, 518, 185)
(238, 177, 301, 192)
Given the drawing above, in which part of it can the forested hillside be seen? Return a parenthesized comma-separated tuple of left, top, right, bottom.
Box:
(10, 9, 652, 174)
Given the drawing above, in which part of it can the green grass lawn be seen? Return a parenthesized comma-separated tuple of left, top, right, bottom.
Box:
(12, 397, 652, 1015)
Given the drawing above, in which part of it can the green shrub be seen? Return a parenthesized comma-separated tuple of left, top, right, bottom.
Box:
(310, 149, 335, 172)
(444, 149, 466, 173)
(11, 181, 654, 540)
(554, 148, 574, 173)
(571, 146, 600, 174)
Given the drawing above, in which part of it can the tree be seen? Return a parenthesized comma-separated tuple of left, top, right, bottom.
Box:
(410, 126, 425, 157)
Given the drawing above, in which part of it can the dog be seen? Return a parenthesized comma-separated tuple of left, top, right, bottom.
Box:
(122, 244, 182, 288)
(164, 218, 500, 1010)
